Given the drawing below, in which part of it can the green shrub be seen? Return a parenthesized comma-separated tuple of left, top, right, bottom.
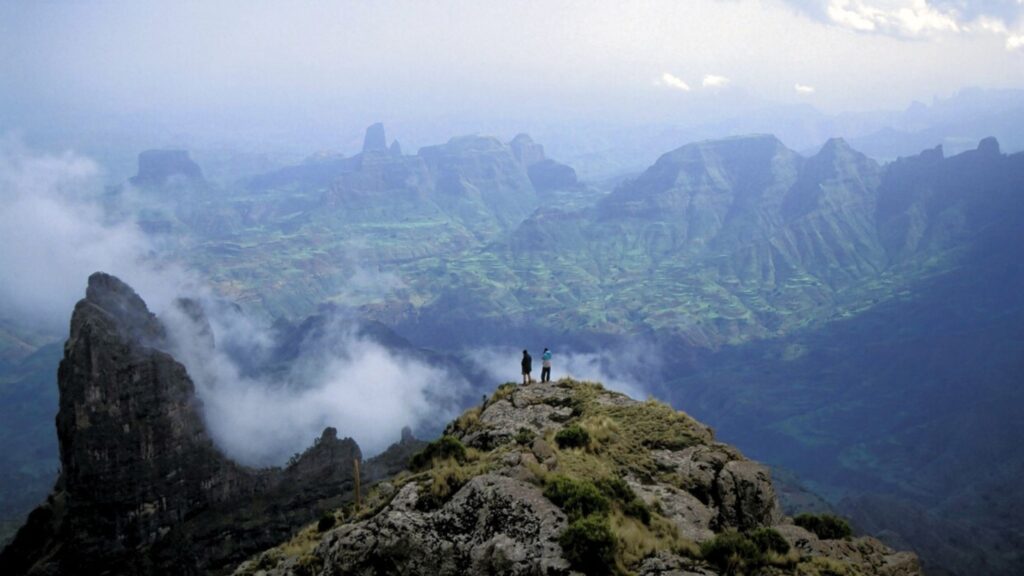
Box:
(596, 476, 650, 525)
(700, 531, 762, 573)
(409, 435, 467, 470)
(555, 424, 591, 449)
(794, 513, 852, 540)
(316, 512, 336, 532)
(559, 515, 616, 575)
(622, 498, 652, 525)
(749, 527, 790, 555)
(514, 427, 536, 446)
(543, 476, 610, 521)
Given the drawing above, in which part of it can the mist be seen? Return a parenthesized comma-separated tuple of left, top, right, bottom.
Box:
(0, 138, 468, 465)
(162, 302, 467, 465)
(0, 136, 192, 330)
(2, 1, 1021, 172)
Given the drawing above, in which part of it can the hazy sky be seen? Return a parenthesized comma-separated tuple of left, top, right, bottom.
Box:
(1, 0, 1022, 147)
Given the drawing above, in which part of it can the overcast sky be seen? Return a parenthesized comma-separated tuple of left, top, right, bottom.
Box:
(1, 0, 1021, 148)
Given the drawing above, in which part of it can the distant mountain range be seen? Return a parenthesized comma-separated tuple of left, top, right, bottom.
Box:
(1, 122, 1022, 574)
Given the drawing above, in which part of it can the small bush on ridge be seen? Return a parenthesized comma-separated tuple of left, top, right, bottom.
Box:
(555, 424, 591, 449)
(543, 476, 609, 521)
(559, 514, 616, 575)
(409, 435, 467, 471)
(794, 513, 853, 540)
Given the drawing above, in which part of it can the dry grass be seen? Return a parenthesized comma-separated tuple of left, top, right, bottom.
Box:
(449, 406, 482, 436)
(611, 510, 698, 569)
(795, 556, 860, 575)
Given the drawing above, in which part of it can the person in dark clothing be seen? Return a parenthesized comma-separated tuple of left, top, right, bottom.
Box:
(521, 349, 533, 384)
(541, 348, 552, 382)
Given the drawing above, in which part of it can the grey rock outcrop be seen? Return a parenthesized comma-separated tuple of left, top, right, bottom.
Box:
(255, 475, 570, 576)
(241, 381, 920, 576)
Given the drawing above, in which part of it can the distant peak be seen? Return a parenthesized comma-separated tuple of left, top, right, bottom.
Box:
(977, 137, 1000, 156)
(920, 144, 945, 162)
(362, 122, 388, 153)
(510, 133, 545, 167)
(389, 139, 403, 157)
(130, 149, 205, 188)
(813, 137, 862, 162)
(688, 134, 786, 150)
(821, 137, 850, 151)
(663, 134, 789, 163)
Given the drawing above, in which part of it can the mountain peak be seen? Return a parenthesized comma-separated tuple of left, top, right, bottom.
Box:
(238, 379, 922, 576)
(0, 274, 394, 575)
(819, 137, 852, 154)
(977, 136, 1000, 156)
(509, 132, 546, 167)
(362, 122, 388, 153)
(129, 149, 205, 188)
(82, 271, 165, 345)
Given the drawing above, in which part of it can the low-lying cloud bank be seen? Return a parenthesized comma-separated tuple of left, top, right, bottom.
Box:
(0, 136, 191, 329)
(163, 302, 467, 465)
(0, 137, 466, 465)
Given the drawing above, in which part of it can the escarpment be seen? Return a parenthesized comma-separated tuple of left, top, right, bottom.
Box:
(0, 273, 409, 576)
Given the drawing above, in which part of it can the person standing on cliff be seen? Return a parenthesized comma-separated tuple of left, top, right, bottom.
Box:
(521, 350, 533, 385)
(541, 348, 552, 382)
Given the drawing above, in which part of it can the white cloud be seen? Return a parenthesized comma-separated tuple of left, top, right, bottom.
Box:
(827, 0, 880, 31)
(1008, 33, 1024, 49)
(165, 305, 468, 465)
(826, 0, 961, 36)
(702, 74, 731, 88)
(0, 136, 191, 329)
(659, 72, 692, 92)
(795, 83, 817, 93)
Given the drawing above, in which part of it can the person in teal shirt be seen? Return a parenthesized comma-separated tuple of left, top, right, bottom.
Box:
(541, 348, 552, 382)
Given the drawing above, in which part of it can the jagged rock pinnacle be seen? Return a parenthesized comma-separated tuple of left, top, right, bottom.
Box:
(362, 122, 388, 153)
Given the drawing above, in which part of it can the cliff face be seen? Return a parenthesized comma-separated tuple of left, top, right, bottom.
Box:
(0, 273, 377, 575)
(238, 381, 922, 576)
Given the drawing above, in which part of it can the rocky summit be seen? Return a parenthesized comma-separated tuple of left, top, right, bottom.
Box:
(0, 273, 420, 576)
(236, 380, 921, 576)
(130, 149, 207, 188)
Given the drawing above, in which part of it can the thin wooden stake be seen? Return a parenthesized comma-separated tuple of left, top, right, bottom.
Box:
(354, 458, 362, 508)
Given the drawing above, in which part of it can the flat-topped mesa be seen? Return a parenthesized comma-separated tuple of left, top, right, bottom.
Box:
(238, 380, 922, 576)
(0, 273, 369, 575)
(129, 149, 206, 188)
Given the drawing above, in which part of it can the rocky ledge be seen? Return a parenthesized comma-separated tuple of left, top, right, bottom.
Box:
(237, 381, 921, 576)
